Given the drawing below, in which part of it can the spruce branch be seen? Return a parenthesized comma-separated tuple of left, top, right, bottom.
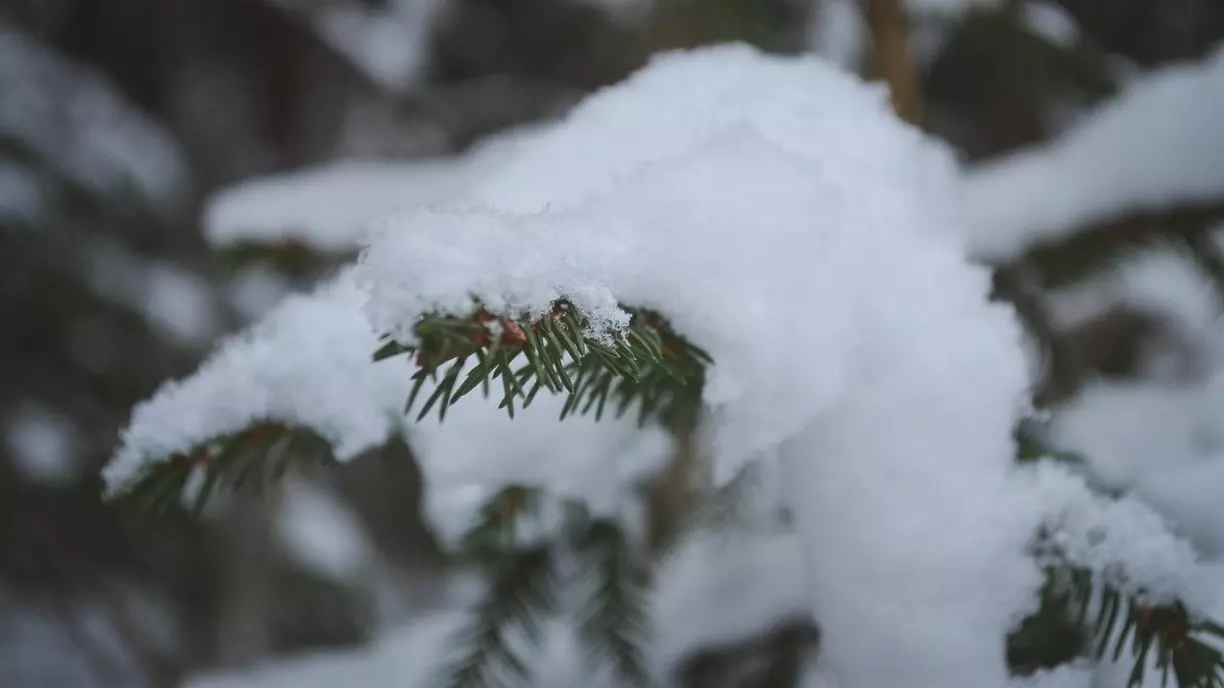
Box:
(114, 423, 335, 516)
(1010, 565, 1224, 687)
(442, 486, 557, 688)
(442, 489, 656, 688)
(374, 301, 710, 427)
(443, 544, 557, 688)
(578, 519, 653, 687)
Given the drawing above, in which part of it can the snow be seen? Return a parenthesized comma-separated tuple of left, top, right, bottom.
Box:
(1021, 1, 1078, 49)
(186, 612, 466, 688)
(966, 46, 1224, 261)
(651, 528, 809, 675)
(204, 132, 532, 252)
(103, 40, 1224, 687)
(907, 0, 1001, 15)
(184, 527, 809, 688)
(276, 480, 375, 581)
(807, 0, 865, 71)
(5, 403, 80, 487)
(360, 44, 1037, 685)
(269, 0, 442, 94)
(0, 28, 188, 210)
(413, 390, 672, 548)
(1045, 248, 1219, 338)
(104, 271, 409, 496)
(226, 265, 293, 322)
(0, 161, 44, 225)
(105, 269, 671, 536)
(1011, 664, 1094, 688)
(1051, 373, 1224, 560)
(1015, 463, 1204, 603)
(84, 239, 221, 346)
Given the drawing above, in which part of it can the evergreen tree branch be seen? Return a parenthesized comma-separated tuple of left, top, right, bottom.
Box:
(578, 519, 653, 687)
(1010, 564, 1224, 687)
(375, 301, 709, 427)
(442, 486, 557, 688)
(115, 423, 335, 517)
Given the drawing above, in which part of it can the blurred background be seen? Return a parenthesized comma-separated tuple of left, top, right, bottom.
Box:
(3, 1, 1224, 686)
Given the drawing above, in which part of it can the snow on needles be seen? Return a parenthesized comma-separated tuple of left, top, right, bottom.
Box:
(106, 269, 671, 527)
(966, 45, 1224, 261)
(360, 44, 1037, 685)
(104, 271, 408, 495)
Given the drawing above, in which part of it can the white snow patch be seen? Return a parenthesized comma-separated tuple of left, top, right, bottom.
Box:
(0, 28, 188, 210)
(360, 45, 1035, 685)
(807, 0, 865, 71)
(966, 46, 1224, 261)
(414, 390, 671, 548)
(276, 480, 375, 581)
(5, 403, 79, 487)
(1021, 1, 1078, 48)
(104, 271, 408, 495)
(205, 131, 532, 252)
(1051, 371, 1224, 560)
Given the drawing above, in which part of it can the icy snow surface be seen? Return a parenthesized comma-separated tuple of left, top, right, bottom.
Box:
(966, 46, 1224, 261)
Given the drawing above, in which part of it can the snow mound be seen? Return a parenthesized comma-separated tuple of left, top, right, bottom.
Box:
(360, 44, 1035, 685)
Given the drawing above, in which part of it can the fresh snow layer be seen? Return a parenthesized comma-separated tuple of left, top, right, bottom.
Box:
(106, 270, 670, 531)
(1052, 372, 1224, 561)
(104, 272, 408, 495)
(966, 46, 1224, 261)
(205, 131, 532, 252)
(360, 44, 1037, 685)
(105, 42, 1224, 686)
(1015, 462, 1204, 603)
(413, 389, 672, 547)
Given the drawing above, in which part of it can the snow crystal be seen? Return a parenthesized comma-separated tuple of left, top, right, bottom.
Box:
(104, 271, 409, 495)
(360, 44, 1035, 685)
(966, 46, 1224, 260)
